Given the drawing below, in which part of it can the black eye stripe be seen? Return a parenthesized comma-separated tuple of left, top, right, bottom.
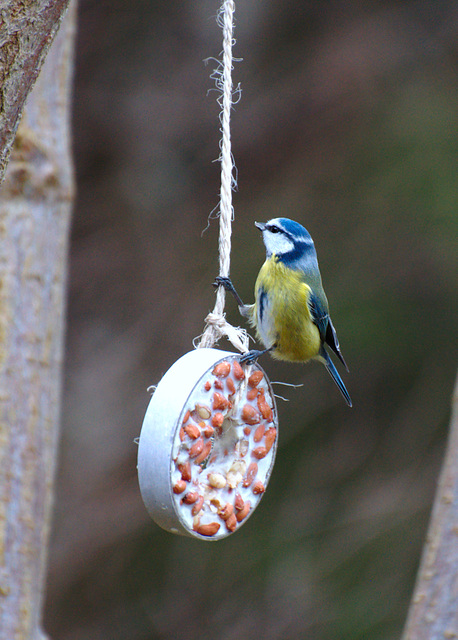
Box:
(267, 225, 281, 234)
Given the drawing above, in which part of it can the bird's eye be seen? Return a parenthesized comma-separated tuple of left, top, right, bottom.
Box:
(269, 225, 280, 234)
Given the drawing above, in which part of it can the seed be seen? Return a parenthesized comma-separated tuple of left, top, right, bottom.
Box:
(182, 410, 190, 424)
(184, 423, 200, 440)
(209, 497, 223, 513)
(173, 480, 187, 494)
(196, 403, 211, 420)
(189, 437, 204, 458)
(208, 472, 227, 489)
(182, 491, 199, 504)
(253, 424, 265, 443)
(246, 387, 258, 401)
(212, 361, 231, 378)
(243, 426, 251, 436)
(234, 493, 244, 511)
(194, 521, 221, 536)
(248, 370, 264, 387)
(242, 462, 258, 487)
(211, 412, 224, 429)
(235, 439, 249, 457)
(179, 427, 186, 442)
(178, 462, 192, 482)
(202, 424, 215, 438)
(257, 390, 273, 422)
(252, 481, 265, 495)
(191, 495, 205, 516)
(204, 380, 211, 391)
(194, 439, 212, 465)
(214, 379, 224, 390)
(236, 501, 251, 522)
(242, 404, 261, 425)
(232, 360, 245, 380)
(252, 446, 268, 459)
(225, 513, 237, 532)
(227, 460, 246, 489)
(264, 427, 277, 452)
(212, 392, 229, 411)
(218, 503, 234, 521)
(226, 377, 236, 394)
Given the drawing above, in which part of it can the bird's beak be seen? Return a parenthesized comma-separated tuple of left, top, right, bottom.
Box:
(254, 221, 266, 231)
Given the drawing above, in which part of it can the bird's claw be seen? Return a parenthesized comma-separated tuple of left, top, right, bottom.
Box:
(213, 276, 233, 290)
(239, 349, 265, 365)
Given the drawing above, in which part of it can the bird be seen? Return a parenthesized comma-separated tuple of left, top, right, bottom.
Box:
(214, 217, 352, 407)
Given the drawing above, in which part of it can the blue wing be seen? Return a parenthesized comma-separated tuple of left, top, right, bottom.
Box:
(319, 346, 352, 407)
(309, 291, 349, 371)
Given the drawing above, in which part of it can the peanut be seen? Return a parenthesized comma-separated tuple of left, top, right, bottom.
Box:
(257, 389, 273, 422)
(212, 392, 229, 411)
(189, 437, 204, 458)
(253, 423, 265, 443)
(248, 370, 264, 387)
(242, 462, 258, 487)
(194, 521, 220, 536)
(184, 423, 200, 440)
(236, 501, 251, 522)
(202, 424, 215, 438)
(194, 439, 212, 465)
(234, 493, 244, 511)
(173, 480, 187, 494)
(182, 491, 199, 504)
(252, 481, 265, 495)
(211, 412, 224, 429)
(218, 503, 234, 521)
(191, 495, 205, 516)
(232, 360, 245, 380)
(226, 377, 236, 394)
(241, 404, 261, 425)
(212, 361, 231, 378)
(178, 462, 192, 482)
(252, 446, 268, 459)
(225, 513, 237, 532)
(246, 387, 258, 401)
(264, 427, 277, 452)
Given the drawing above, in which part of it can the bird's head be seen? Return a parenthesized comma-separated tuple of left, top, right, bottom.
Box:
(255, 218, 315, 263)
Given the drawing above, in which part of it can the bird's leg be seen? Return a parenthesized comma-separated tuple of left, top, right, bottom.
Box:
(213, 276, 245, 307)
(239, 345, 274, 365)
(213, 275, 252, 319)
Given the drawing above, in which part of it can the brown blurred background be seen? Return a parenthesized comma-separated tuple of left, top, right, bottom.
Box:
(44, 1, 458, 639)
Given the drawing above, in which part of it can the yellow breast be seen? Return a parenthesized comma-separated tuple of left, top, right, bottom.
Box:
(252, 257, 321, 362)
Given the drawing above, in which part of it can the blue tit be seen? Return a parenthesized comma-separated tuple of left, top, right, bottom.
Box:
(215, 217, 352, 407)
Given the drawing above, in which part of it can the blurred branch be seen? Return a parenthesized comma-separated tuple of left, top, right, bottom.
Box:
(0, 0, 71, 183)
(0, 2, 76, 639)
(402, 372, 458, 640)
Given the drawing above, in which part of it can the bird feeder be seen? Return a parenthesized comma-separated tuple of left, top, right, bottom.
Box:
(138, 348, 278, 540)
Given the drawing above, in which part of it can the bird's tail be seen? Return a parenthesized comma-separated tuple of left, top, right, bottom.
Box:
(319, 347, 352, 407)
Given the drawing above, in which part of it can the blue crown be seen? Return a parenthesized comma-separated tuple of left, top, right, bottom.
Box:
(277, 218, 312, 241)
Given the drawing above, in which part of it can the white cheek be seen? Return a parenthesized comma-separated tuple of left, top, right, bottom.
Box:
(264, 232, 294, 256)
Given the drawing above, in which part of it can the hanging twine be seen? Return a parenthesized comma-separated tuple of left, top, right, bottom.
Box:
(198, 0, 249, 353)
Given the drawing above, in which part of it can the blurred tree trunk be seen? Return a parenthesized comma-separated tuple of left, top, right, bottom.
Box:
(402, 373, 458, 640)
(0, 0, 71, 183)
(0, 2, 76, 639)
